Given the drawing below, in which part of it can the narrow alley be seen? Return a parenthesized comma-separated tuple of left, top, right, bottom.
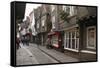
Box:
(16, 43, 79, 65)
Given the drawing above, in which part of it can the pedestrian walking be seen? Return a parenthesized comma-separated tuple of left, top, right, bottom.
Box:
(20, 27, 26, 46)
(25, 33, 29, 46)
(16, 32, 21, 49)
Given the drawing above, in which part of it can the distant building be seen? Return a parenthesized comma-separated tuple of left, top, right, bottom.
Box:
(47, 5, 62, 49)
(29, 10, 34, 42)
(29, 10, 34, 24)
(34, 6, 41, 44)
(40, 4, 51, 46)
(34, 4, 51, 45)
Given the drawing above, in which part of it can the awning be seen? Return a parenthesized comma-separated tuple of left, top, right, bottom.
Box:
(48, 31, 60, 36)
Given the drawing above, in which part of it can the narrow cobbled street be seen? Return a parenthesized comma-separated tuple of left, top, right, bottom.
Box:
(17, 43, 79, 65)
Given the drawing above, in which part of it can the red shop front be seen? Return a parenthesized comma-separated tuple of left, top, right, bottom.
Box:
(48, 31, 62, 48)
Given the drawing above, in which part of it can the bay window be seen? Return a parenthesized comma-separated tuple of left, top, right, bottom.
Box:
(64, 28, 79, 51)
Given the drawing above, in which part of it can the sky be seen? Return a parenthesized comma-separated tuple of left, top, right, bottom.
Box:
(24, 3, 41, 35)
(24, 3, 41, 25)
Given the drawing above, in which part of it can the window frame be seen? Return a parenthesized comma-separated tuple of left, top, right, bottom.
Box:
(62, 6, 74, 16)
(87, 26, 96, 49)
(64, 28, 79, 51)
(69, 6, 74, 16)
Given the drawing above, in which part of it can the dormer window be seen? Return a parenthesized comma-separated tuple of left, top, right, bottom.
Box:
(62, 6, 74, 16)
(63, 6, 67, 12)
(70, 6, 74, 16)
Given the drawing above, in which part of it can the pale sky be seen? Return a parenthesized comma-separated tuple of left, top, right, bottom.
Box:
(24, 3, 41, 24)
(23, 3, 41, 35)
(25, 3, 41, 17)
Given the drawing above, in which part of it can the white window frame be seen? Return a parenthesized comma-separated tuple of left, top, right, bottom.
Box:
(62, 6, 67, 12)
(64, 33, 66, 49)
(75, 31, 77, 49)
(67, 32, 69, 48)
(64, 29, 79, 52)
(69, 6, 74, 16)
(70, 32, 72, 48)
(87, 26, 96, 49)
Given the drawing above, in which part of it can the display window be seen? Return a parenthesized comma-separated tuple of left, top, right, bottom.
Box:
(87, 26, 96, 49)
(64, 28, 79, 51)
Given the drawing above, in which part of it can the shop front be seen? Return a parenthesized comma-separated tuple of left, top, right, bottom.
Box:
(79, 16, 97, 53)
(78, 16, 97, 61)
(48, 31, 62, 49)
(86, 26, 96, 50)
(64, 27, 79, 52)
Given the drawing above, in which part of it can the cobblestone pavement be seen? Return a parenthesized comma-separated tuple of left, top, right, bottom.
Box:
(16, 43, 58, 65)
(37, 44, 79, 63)
(16, 43, 79, 65)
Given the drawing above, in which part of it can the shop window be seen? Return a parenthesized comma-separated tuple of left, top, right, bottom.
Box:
(64, 28, 79, 51)
(76, 29, 79, 49)
(51, 35, 58, 47)
(87, 26, 96, 49)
